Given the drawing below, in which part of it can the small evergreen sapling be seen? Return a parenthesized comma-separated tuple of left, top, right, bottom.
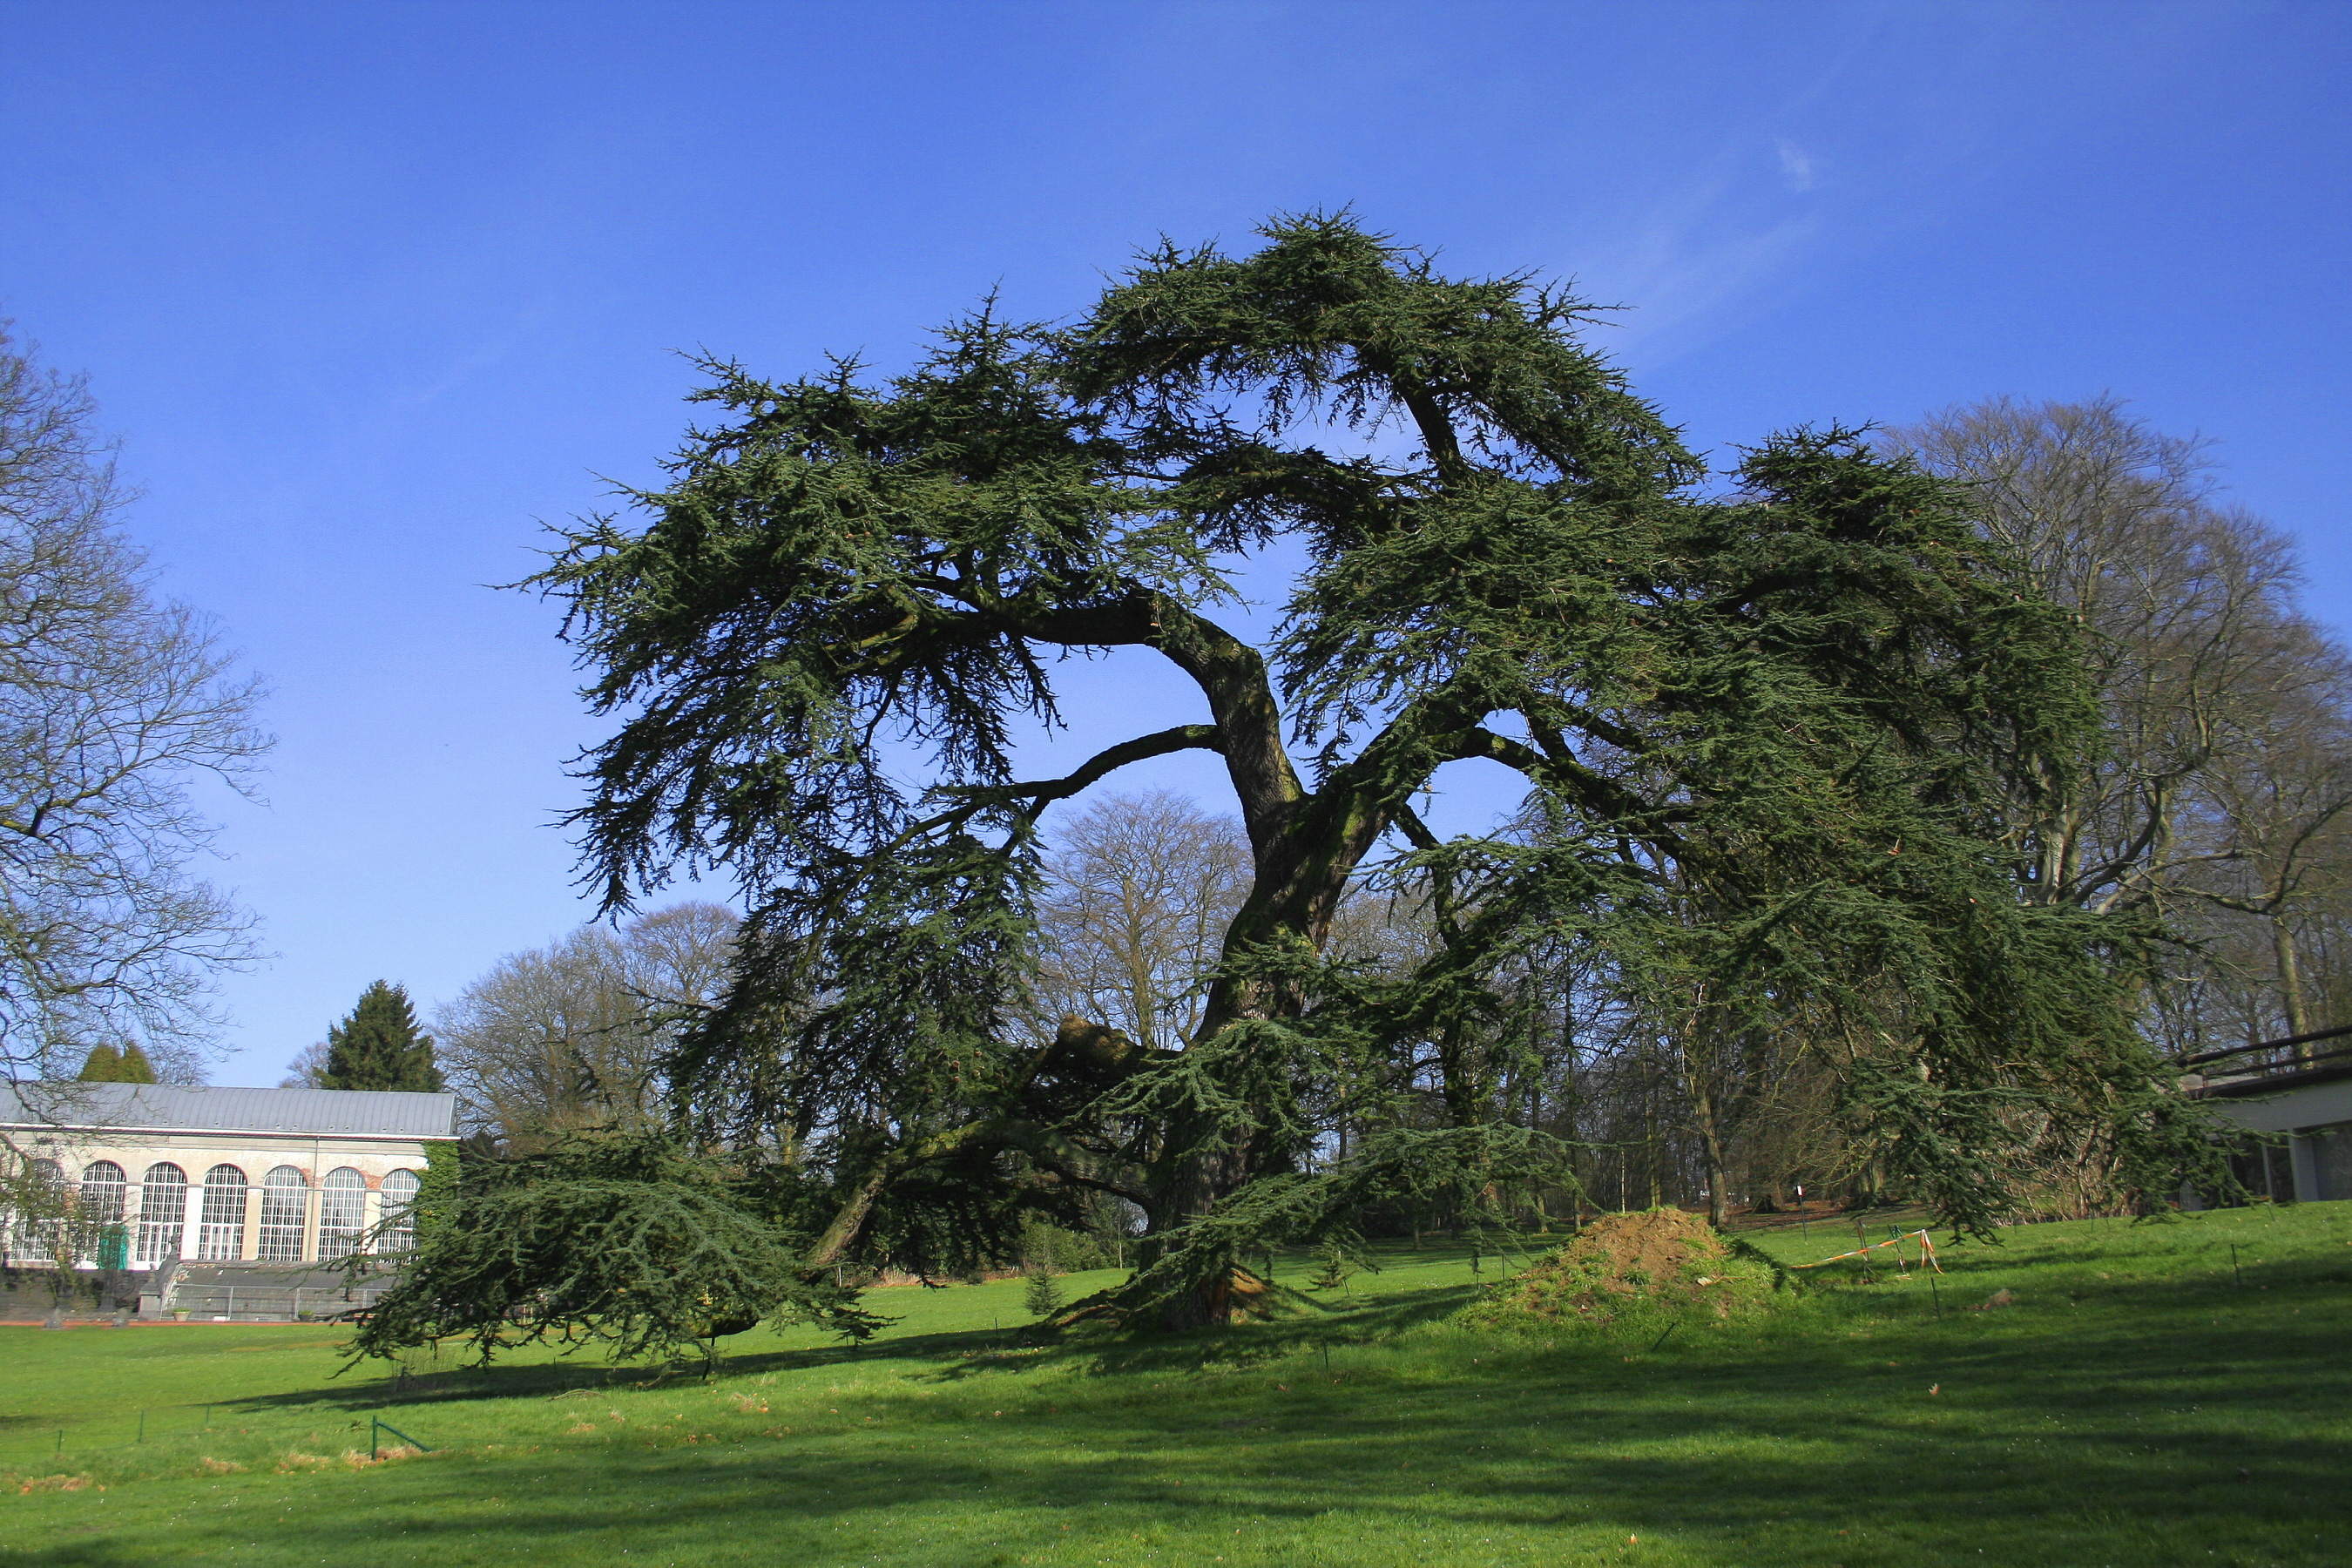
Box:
(1308, 1240, 1356, 1293)
(1023, 1267, 1064, 1321)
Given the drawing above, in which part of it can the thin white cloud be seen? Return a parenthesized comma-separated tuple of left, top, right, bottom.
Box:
(1565, 159, 1824, 372)
(1775, 137, 1817, 193)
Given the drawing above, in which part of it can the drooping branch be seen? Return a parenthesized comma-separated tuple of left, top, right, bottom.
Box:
(1008, 725, 1226, 816)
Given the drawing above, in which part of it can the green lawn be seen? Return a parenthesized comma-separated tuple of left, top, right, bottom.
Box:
(3, 1204, 2348, 1566)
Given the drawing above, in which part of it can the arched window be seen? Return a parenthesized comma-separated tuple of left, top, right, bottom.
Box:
(258, 1167, 308, 1260)
(197, 1166, 247, 1260)
(317, 1167, 368, 1260)
(378, 1167, 422, 1253)
(78, 1160, 130, 1268)
(134, 1164, 188, 1267)
(78, 1161, 127, 1226)
(8, 1159, 64, 1261)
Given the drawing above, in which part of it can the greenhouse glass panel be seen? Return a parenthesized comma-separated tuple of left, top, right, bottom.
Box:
(134, 1164, 187, 1267)
(317, 1167, 368, 1260)
(379, 1167, 422, 1252)
(79, 1160, 130, 1267)
(259, 1166, 308, 1260)
(197, 1166, 247, 1260)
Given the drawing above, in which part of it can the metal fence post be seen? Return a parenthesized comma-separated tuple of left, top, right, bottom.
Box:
(370, 1416, 430, 1460)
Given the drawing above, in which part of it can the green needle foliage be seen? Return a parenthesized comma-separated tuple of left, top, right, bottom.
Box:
(1022, 1266, 1064, 1321)
(532, 213, 2231, 1330)
(74, 1042, 156, 1082)
(320, 980, 444, 1092)
(345, 1134, 880, 1369)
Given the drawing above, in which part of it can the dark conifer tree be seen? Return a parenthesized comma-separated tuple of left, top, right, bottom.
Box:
(515, 213, 2233, 1330)
(320, 981, 444, 1092)
(114, 1044, 157, 1084)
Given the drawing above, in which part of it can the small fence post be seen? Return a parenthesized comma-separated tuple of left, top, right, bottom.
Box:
(369, 1416, 430, 1460)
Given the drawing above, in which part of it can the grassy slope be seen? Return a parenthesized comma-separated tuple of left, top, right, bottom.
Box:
(2, 1205, 2347, 1567)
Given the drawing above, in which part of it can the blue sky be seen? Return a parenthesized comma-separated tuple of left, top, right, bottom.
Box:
(3, 2, 2345, 1083)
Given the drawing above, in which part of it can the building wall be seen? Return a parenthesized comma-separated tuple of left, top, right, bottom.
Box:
(3, 1125, 436, 1267)
(2200, 1079, 2352, 1203)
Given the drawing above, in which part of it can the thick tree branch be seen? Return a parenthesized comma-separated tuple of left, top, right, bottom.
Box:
(883, 726, 1226, 860)
(933, 580, 1304, 852)
(801, 1119, 1008, 1272)
(1137, 601, 1306, 854)
(1399, 385, 1468, 483)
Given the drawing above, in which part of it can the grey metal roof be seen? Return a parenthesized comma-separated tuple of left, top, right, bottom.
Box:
(0, 1082, 457, 1139)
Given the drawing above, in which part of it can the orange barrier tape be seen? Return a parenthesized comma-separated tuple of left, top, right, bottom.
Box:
(1788, 1228, 1943, 1274)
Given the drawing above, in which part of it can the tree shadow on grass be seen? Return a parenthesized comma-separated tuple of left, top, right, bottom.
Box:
(17, 1326, 2348, 1568)
(223, 1275, 1494, 1418)
(0, 1546, 157, 1568)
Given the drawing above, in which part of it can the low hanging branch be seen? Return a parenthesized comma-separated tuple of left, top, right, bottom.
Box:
(343, 1136, 882, 1369)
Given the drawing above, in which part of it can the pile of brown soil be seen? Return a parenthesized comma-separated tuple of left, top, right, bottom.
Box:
(1460, 1207, 1781, 1334)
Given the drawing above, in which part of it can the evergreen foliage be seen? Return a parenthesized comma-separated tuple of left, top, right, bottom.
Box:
(72, 1042, 157, 1082)
(1023, 1266, 1064, 1320)
(533, 213, 2234, 1330)
(344, 1133, 880, 1368)
(320, 981, 443, 1092)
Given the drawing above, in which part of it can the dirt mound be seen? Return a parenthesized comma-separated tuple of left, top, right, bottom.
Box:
(1459, 1207, 1781, 1335)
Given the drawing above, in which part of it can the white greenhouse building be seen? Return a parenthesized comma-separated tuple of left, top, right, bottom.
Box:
(3, 1082, 456, 1316)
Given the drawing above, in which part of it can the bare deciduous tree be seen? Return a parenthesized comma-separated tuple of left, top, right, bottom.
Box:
(1026, 791, 1250, 1054)
(431, 902, 737, 1146)
(1891, 395, 2352, 1059)
(0, 328, 269, 1082)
